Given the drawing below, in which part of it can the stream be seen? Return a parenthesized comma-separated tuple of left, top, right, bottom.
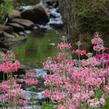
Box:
(13, 0, 62, 68)
(0, 1, 62, 108)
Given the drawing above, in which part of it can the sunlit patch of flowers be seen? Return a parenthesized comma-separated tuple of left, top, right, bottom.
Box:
(43, 34, 109, 109)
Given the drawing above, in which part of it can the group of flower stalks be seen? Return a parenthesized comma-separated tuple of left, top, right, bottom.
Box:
(43, 33, 109, 109)
(0, 50, 38, 109)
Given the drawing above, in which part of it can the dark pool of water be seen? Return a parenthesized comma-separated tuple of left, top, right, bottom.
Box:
(13, 30, 60, 68)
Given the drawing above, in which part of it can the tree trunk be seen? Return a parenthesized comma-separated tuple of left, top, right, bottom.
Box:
(59, 0, 80, 42)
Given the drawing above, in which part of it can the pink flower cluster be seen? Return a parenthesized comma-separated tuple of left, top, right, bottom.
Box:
(87, 97, 105, 108)
(91, 35, 103, 45)
(0, 50, 15, 62)
(95, 54, 109, 66)
(0, 79, 27, 106)
(25, 71, 38, 85)
(0, 60, 20, 73)
(25, 78, 38, 85)
(81, 57, 101, 67)
(0, 51, 38, 108)
(43, 37, 109, 109)
(57, 42, 71, 50)
(91, 32, 104, 51)
(72, 49, 86, 55)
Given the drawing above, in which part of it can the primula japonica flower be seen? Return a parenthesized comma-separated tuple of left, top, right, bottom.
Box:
(43, 36, 109, 109)
(42, 89, 51, 98)
(91, 32, 105, 51)
(72, 49, 86, 55)
(0, 81, 10, 91)
(0, 79, 26, 106)
(0, 50, 15, 62)
(44, 74, 59, 86)
(51, 90, 65, 102)
(81, 57, 101, 67)
(0, 50, 40, 108)
(96, 54, 109, 60)
(87, 97, 105, 108)
(91, 32, 103, 45)
(104, 85, 109, 92)
(57, 105, 66, 109)
(18, 98, 28, 105)
(95, 54, 109, 66)
(26, 71, 37, 78)
(100, 97, 106, 106)
(93, 45, 105, 51)
(57, 42, 71, 50)
(88, 98, 100, 108)
(25, 78, 38, 85)
(7, 88, 23, 97)
(0, 60, 20, 73)
(95, 54, 109, 63)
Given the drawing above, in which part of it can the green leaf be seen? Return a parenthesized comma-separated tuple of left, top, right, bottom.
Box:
(95, 89, 103, 99)
(42, 102, 54, 109)
(104, 96, 109, 109)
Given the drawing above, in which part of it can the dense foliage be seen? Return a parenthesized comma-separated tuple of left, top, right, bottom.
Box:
(0, 0, 13, 23)
(78, 0, 109, 35)
(59, 0, 109, 45)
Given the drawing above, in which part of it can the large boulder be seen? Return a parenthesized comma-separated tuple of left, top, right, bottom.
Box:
(10, 18, 34, 29)
(0, 25, 13, 33)
(21, 4, 49, 24)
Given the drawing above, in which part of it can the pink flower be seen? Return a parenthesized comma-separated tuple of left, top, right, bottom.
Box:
(43, 89, 51, 98)
(51, 90, 65, 102)
(26, 71, 36, 78)
(104, 85, 109, 92)
(72, 49, 86, 55)
(18, 98, 28, 105)
(91, 34, 103, 45)
(100, 98, 105, 106)
(42, 37, 109, 109)
(25, 78, 38, 85)
(0, 60, 20, 73)
(57, 42, 71, 50)
(57, 105, 65, 109)
(93, 45, 105, 51)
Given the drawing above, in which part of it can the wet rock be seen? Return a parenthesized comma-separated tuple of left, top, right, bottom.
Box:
(22, 90, 45, 103)
(14, 68, 26, 77)
(21, 4, 49, 24)
(0, 32, 27, 48)
(20, 6, 33, 11)
(34, 69, 47, 78)
(7, 23, 25, 32)
(11, 18, 34, 29)
(46, 0, 58, 8)
(8, 10, 21, 19)
(24, 30, 31, 34)
(0, 24, 13, 33)
(21, 105, 41, 109)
